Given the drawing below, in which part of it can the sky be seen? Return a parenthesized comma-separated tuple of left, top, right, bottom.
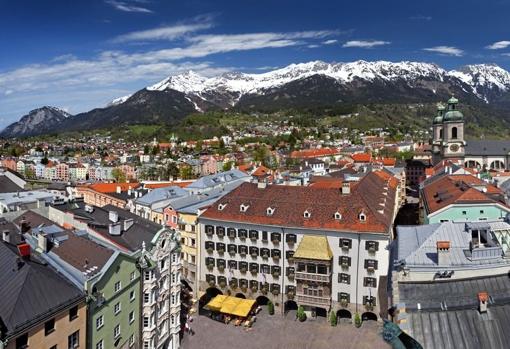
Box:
(1, 0, 510, 129)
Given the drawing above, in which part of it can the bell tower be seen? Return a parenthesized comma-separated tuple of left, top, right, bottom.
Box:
(441, 97, 465, 159)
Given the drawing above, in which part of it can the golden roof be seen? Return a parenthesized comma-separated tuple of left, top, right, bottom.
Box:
(293, 235, 333, 261)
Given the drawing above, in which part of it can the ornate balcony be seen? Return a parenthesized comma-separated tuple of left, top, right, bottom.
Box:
(296, 293, 331, 307)
(295, 271, 330, 283)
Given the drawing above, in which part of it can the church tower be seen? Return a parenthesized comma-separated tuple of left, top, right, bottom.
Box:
(441, 97, 465, 158)
(432, 103, 445, 157)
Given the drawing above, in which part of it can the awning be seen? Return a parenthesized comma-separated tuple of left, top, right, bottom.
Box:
(293, 235, 333, 260)
(205, 295, 256, 318)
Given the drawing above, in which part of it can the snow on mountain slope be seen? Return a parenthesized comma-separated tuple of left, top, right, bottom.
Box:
(450, 64, 510, 100)
(108, 94, 133, 106)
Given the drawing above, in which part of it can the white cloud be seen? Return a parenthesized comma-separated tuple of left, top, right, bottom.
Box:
(323, 39, 338, 45)
(105, 0, 152, 13)
(113, 23, 214, 43)
(486, 41, 510, 50)
(342, 40, 390, 48)
(423, 46, 464, 56)
(502, 53, 510, 56)
(410, 15, 432, 21)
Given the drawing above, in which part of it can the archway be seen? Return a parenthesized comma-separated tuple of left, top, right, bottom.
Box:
(199, 287, 223, 309)
(336, 309, 352, 321)
(284, 300, 298, 313)
(315, 307, 328, 318)
(256, 295, 270, 306)
(361, 312, 378, 321)
(451, 127, 458, 140)
(465, 160, 481, 169)
(235, 293, 246, 299)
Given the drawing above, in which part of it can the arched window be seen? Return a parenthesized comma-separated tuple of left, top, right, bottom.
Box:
(439, 129, 443, 139)
(452, 127, 458, 140)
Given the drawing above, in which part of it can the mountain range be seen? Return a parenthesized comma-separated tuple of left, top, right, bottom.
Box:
(3, 60, 510, 138)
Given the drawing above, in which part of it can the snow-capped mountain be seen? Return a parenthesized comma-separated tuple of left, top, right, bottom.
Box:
(143, 61, 510, 109)
(5, 60, 510, 138)
(1, 106, 71, 138)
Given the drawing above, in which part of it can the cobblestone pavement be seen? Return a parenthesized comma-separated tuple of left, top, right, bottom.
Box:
(181, 307, 390, 349)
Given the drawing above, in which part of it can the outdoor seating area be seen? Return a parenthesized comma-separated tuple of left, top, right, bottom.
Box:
(205, 295, 259, 328)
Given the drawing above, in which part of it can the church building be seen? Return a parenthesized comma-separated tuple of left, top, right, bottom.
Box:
(432, 97, 510, 170)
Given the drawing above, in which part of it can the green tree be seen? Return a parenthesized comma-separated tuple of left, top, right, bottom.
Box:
(329, 310, 337, 327)
(297, 306, 306, 322)
(112, 168, 126, 182)
(222, 161, 234, 171)
(267, 301, 275, 315)
(354, 313, 362, 328)
(179, 165, 193, 180)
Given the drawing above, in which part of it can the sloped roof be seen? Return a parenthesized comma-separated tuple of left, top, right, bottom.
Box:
(201, 171, 398, 234)
(293, 235, 333, 260)
(0, 242, 84, 338)
(85, 182, 140, 193)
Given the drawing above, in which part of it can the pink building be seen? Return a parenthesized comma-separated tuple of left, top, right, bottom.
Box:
(56, 163, 69, 181)
(200, 155, 217, 176)
(163, 206, 179, 229)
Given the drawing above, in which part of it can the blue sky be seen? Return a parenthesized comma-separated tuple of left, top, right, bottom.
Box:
(1, 0, 510, 129)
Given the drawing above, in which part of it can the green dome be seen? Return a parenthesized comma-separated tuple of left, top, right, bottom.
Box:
(433, 115, 443, 124)
(448, 96, 459, 104)
(443, 110, 463, 122)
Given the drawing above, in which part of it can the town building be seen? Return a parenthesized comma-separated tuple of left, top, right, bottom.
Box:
(0, 190, 56, 213)
(0, 224, 87, 349)
(78, 182, 141, 209)
(432, 97, 510, 170)
(419, 173, 510, 224)
(198, 171, 399, 321)
(15, 210, 142, 349)
(0, 167, 26, 193)
(49, 203, 181, 349)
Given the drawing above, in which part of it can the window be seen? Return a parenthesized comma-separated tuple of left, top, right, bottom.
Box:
(143, 317, 149, 328)
(339, 238, 352, 250)
(240, 204, 249, 212)
(359, 212, 366, 222)
(239, 245, 248, 256)
(228, 260, 237, 269)
(364, 259, 378, 271)
(114, 302, 121, 315)
(16, 334, 28, 349)
(160, 258, 166, 270)
(227, 228, 236, 239)
(144, 341, 149, 349)
(306, 263, 316, 273)
(249, 230, 259, 240)
(286, 250, 295, 260)
(129, 311, 135, 324)
(130, 290, 135, 302)
(96, 315, 104, 330)
(334, 212, 342, 220)
(69, 305, 79, 321)
(480, 210, 485, 214)
(96, 339, 104, 349)
(261, 264, 270, 274)
(227, 244, 237, 255)
(365, 241, 379, 252)
(238, 229, 248, 239)
(266, 207, 275, 216)
(452, 127, 458, 139)
(262, 231, 268, 241)
(363, 296, 377, 306)
(338, 273, 350, 284)
(114, 281, 121, 293)
(317, 264, 327, 275)
(205, 225, 214, 236)
(338, 292, 350, 303)
(364, 277, 377, 288)
(216, 226, 225, 237)
(270, 232, 281, 243)
(286, 234, 297, 244)
(68, 330, 80, 349)
(130, 271, 135, 281)
(171, 314, 175, 325)
(144, 271, 151, 281)
(303, 210, 311, 218)
(114, 324, 121, 339)
(45, 318, 55, 336)
(462, 211, 467, 215)
(129, 334, 135, 347)
(144, 293, 150, 304)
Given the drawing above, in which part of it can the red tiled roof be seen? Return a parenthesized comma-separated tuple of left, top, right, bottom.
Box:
(201, 171, 398, 234)
(252, 165, 271, 177)
(86, 182, 140, 193)
(144, 181, 193, 189)
(352, 153, 372, 163)
(422, 174, 505, 214)
(290, 148, 340, 159)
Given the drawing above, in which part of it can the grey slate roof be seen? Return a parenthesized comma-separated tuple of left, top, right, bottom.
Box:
(0, 242, 85, 339)
(53, 202, 160, 252)
(0, 176, 25, 193)
(186, 169, 249, 190)
(399, 274, 510, 349)
(135, 186, 188, 206)
(465, 140, 510, 156)
(396, 222, 510, 269)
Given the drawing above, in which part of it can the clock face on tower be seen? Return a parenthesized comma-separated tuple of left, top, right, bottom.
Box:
(449, 144, 460, 152)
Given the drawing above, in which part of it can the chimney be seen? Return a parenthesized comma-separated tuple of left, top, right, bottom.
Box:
(437, 240, 450, 266)
(128, 188, 132, 196)
(109, 210, 119, 223)
(257, 181, 267, 189)
(20, 218, 29, 233)
(38, 233, 48, 253)
(478, 292, 489, 313)
(341, 182, 350, 195)
(2, 230, 10, 243)
(123, 218, 134, 231)
(17, 243, 31, 259)
(116, 185, 121, 194)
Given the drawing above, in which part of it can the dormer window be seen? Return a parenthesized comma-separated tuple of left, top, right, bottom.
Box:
(334, 212, 342, 220)
(303, 210, 311, 219)
(240, 204, 249, 212)
(218, 203, 227, 211)
(266, 207, 275, 216)
(359, 212, 366, 222)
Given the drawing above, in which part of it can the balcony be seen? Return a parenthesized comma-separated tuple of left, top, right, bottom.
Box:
(295, 271, 330, 283)
(296, 293, 331, 307)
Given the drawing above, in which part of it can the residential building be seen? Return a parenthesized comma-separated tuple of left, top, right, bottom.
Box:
(49, 203, 181, 349)
(198, 171, 399, 321)
(0, 190, 55, 213)
(78, 182, 141, 209)
(0, 228, 87, 349)
(419, 174, 510, 224)
(0, 167, 26, 193)
(134, 186, 189, 224)
(15, 210, 142, 349)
